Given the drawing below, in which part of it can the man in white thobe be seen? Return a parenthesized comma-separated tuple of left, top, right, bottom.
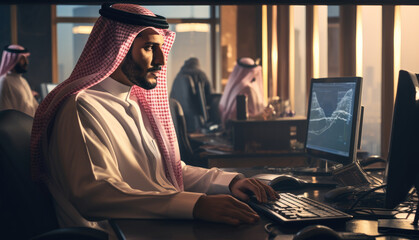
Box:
(31, 4, 277, 237)
(0, 45, 38, 116)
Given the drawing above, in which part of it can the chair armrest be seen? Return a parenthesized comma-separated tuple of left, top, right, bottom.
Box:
(31, 227, 108, 240)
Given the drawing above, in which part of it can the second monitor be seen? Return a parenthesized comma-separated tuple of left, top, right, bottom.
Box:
(305, 77, 363, 166)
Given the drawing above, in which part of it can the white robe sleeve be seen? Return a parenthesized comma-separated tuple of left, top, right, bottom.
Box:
(48, 95, 203, 221)
(0, 75, 38, 117)
(182, 163, 244, 195)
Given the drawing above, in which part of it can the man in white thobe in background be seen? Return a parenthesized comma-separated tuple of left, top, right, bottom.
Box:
(219, 57, 265, 128)
(0, 45, 38, 116)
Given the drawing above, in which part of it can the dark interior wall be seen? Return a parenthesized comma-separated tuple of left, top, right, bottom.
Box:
(236, 5, 262, 60)
(17, 4, 52, 93)
(0, 6, 11, 57)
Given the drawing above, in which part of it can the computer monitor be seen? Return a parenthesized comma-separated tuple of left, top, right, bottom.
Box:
(40, 82, 58, 100)
(384, 70, 419, 210)
(305, 77, 363, 165)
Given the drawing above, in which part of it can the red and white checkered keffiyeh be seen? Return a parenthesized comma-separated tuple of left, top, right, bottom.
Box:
(31, 4, 184, 190)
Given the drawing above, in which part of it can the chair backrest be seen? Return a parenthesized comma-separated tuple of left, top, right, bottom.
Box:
(170, 74, 209, 132)
(208, 93, 222, 125)
(169, 99, 194, 164)
(0, 109, 59, 239)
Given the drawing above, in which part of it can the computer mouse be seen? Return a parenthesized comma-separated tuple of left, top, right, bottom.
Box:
(269, 174, 307, 191)
(360, 155, 386, 167)
(324, 186, 357, 202)
(293, 225, 342, 240)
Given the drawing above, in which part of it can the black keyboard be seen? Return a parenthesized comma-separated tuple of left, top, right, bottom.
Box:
(248, 193, 353, 224)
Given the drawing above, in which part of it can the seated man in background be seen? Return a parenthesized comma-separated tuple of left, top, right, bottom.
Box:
(170, 57, 212, 132)
(219, 57, 265, 128)
(31, 3, 277, 236)
(0, 45, 38, 116)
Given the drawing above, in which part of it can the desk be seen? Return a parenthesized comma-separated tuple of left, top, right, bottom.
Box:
(189, 133, 308, 168)
(204, 150, 308, 168)
(111, 218, 394, 240)
(110, 187, 408, 240)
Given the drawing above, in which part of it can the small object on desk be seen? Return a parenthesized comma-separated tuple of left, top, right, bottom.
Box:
(293, 225, 376, 240)
(359, 155, 386, 167)
(293, 225, 341, 240)
(324, 186, 357, 202)
(252, 173, 307, 190)
(236, 94, 248, 120)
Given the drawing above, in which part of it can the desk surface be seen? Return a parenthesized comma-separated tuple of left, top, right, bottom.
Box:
(111, 168, 413, 240)
(111, 188, 410, 240)
(189, 133, 308, 168)
(111, 206, 399, 240)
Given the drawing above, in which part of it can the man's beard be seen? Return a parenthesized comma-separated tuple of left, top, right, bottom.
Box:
(14, 63, 27, 74)
(121, 51, 160, 90)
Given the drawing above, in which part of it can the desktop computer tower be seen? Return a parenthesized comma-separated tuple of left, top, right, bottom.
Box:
(231, 116, 307, 152)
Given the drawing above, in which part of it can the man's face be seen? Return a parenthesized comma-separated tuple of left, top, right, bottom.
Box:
(14, 55, 28, 74)
(121, 29, 165, 90)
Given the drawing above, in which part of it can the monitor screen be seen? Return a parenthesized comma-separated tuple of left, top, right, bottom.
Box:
(305, 77, 362, 165)
(385, 70, 419, 209)
(40, 83, 58, 100)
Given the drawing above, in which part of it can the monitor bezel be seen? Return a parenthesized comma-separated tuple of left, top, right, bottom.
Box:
(40, 82, 58, 100)
(305, 77, 363, 165)
(384, 70, 419, 209)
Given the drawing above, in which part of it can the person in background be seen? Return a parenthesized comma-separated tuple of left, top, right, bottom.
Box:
(0, 45, 38, 116)
(31, 4, 277, 237)
(219, 57, 264, 128)
(170, 57, 212, 132)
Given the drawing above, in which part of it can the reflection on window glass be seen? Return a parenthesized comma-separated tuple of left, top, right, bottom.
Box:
(57, 5, 100, 17)
(56, 5, 213, 86)
(361, 6, 382, 156)
(144, 6, 210, 18)
(293, 6, 306, 116)
(57, 23, 93, 83)
(400, 6, 419, 72)
(328, 6, 340, 77)
(167, 23, 212, 93)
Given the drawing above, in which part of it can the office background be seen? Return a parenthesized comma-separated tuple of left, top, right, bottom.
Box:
(0, 3, 418, 161)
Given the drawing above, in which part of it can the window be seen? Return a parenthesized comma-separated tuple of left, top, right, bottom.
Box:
(52, 5, 220, 94)
(359, 6, 382, 156)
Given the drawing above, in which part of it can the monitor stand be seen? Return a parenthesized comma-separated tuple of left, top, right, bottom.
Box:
(291, 158, 336, 176)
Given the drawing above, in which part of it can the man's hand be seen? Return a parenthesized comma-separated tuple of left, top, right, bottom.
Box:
(193, 195, 260, 225)
(229, 177, 278, 203)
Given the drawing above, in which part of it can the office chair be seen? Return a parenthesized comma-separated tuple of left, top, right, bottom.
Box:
(169, 99, 207, 167)
(169, 99, 195, 162)
(208, 93, 222, 126)
(0, 109, 108, 240)
(170, 74, 209, 133)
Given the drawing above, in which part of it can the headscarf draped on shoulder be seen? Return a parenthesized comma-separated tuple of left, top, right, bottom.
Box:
(31, 4, 184, 190)
(0, 44, 30, 77)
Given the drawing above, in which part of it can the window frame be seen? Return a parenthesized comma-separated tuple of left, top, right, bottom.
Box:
(51, 5, 219, 89)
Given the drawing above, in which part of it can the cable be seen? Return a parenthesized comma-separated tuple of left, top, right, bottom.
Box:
(349, 184, 387, 210)
(356, 158, 384, 186)
(264, 223, 278, 240)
